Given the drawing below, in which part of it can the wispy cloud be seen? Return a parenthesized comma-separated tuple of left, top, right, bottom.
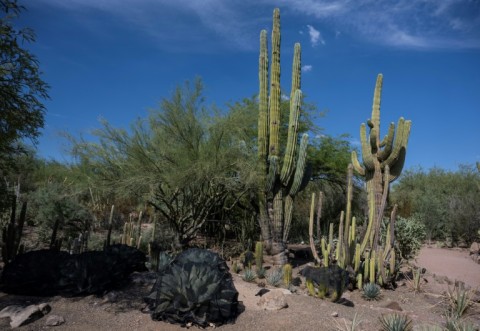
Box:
(302, 65, 313, 72)
(35, 0, 480, 50)
(276, 0, 480, 49)
(306, 25, 325, 46)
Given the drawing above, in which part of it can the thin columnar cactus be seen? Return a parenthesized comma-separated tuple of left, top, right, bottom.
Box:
(255, 241, 263, 269)
(257, 8, 309, 265)
(1, 196, 26, 264)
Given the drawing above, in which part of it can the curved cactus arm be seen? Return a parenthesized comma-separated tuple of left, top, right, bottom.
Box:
(389, 146, 406, 182)
(359, 124, 375, 169)
(288, 133, 309, 196)
(258, 29, 269, 163)
(268, 8, 281, 157)
(382, 118, 411, 169)
(351, 151, 366, 176)
(378, 122, 395, 161)
(280, 89, 302, 184)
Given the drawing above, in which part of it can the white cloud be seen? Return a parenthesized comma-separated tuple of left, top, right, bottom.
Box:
(274, 0, 480, 49)
(307, 25, 325, 46)
(35, 0, 480, 50)
(302, 65, 313, 72)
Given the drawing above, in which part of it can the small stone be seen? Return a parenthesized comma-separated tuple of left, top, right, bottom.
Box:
(331, 311, 339, 317)
(45, 314, 65, 326)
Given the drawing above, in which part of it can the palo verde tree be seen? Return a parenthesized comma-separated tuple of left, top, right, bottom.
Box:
(257, 9, 309, 265)
(0, 0, 48, 157)
(71, 79, 256, 249)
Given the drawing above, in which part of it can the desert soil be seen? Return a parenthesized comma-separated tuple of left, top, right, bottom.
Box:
(0, 246, 479, 331)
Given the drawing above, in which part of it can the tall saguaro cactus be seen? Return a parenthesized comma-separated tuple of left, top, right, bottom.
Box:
(257, 8, 309, 265)
(351, 74, 411, 251)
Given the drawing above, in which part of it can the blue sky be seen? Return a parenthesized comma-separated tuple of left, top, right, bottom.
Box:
(19, 0, 480, 171)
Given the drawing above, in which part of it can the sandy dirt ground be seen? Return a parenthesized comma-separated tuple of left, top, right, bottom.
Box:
(0, 246, 479, 330)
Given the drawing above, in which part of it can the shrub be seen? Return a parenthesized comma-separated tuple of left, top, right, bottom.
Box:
(394, 215, 426, 259)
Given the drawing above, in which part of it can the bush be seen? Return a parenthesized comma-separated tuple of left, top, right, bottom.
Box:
(394, 215, 426, 259)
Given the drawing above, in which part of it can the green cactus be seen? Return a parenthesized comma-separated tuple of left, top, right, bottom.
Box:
(257, 8, 309, 265)
(283, 263, 293, 286)
(255, 241, 263, 269)
(351, 74, 411, 252)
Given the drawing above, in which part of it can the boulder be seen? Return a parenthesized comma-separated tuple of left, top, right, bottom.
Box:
(0, 303, 51, 328)
(257, 289, 288, 310)
(469, 242, 479, 255)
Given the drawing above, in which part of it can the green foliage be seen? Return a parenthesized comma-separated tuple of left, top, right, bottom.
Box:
(392, 165, 480, 244)
(379, 313, 413, 331)
(0, 0, 49, 157)
(392, 215, 426, 259)
(28, 182, 93, 247)
(362, 283, 381, 301)
(255, 266, 266, 279)
(70, 78, 256, 248)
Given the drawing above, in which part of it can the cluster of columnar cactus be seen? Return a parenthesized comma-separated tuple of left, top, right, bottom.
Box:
(257, 8, 309, 265)
(309, 75, 411, 288)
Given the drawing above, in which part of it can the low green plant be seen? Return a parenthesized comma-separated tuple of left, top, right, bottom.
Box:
(445, 316, 477, 331)
(379, 313, 412, 331)
(331, 312, 362, 331)
(445, 284, 473, 319)
(256, 266, 266, 279)
(242, 268, 256, 282)
(405, 267, 423, 294)
(266, 267, 283, 287)
(362, 283, 381, 301)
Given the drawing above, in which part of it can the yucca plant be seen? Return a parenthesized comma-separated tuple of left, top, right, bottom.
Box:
(242, 268, 256, 282)
(331, 312, 362, 331)
(445, 317, 477, 331)
(362, 283, 382, 301)
(379, 313, 412, 331)
(445, 284, 473, 319)
(405, 267, 422, 294)
(266, 267, 283, 287)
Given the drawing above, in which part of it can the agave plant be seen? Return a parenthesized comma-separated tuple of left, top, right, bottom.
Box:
(146, 248, 239, 327)
(445, 284, 473, 319)
(266, 267, 284, 287)
(379, 313, 412, 331)
(242, 268, 257, 282)
(362, 283, 382, 301)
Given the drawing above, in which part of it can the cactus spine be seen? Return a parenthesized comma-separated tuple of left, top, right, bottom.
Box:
(257, 8, 309, 265)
